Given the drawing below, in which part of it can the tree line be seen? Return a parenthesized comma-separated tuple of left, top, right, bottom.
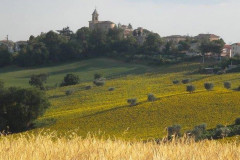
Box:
(0, 27, 225, 67)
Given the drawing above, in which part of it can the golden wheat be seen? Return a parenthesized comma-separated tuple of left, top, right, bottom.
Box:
(1, 132, 240, 160)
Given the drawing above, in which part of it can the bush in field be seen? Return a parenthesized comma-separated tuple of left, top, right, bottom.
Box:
(0, 87, 49, 132)
(93, 78, 106, 86)
(215, 127, 231, 138)
(216, 124, 225, 129)
(61, 74, 80, 87)
(108, 87, 115, 91)
(29, 73, 48, 90)
(65, 90, 74, 96)
(172, 80, 180, 84)
(224, 82, 231, 89)
(167, 125, 181, 137)
(148, 93, 156, 102)
(237, 86, 240, 91)
(182, 79, 190, 84)
(94, 73, 102, 80)
(191, 124, 207, 139)
(127, 98, 137, 106)
(85, 85, 92, 90)
(204, 83, 214, 91)
(186, 85, 195, 93)
(235, 118, 240, 125)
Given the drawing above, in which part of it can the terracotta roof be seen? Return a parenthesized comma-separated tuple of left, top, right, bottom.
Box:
(197, 34, 220, 38)
(224, 45, 232, 49)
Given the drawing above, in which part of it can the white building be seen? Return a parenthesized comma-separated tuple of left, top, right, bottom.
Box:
(232, 43, 240, 57)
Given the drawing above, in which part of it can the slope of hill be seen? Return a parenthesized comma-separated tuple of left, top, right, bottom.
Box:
(0, 58, 151, 87)
(1, 58, 240, 140)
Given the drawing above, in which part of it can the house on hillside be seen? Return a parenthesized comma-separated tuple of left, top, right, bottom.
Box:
(221, 45, 232, 58)
(89, 9, 116, 32)
(186, 43, 201, 56)
(0, 40, 15, 53)
(232, 43, 240, 57)
(195, 34, 220, 41)
(118, 23, 133, 38)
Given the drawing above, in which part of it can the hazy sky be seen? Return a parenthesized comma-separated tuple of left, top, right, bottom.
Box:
(0, 0, 239, 43)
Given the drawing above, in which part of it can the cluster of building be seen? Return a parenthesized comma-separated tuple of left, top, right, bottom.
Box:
(164, 34, 240, 58)
(89, 9, 147, 45)
(1, 9, 240, 58)
(0, 37, 27, 53)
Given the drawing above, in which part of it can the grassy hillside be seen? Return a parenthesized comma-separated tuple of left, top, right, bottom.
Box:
(0, 58, 151, 87)
(1, 58, 240, 140)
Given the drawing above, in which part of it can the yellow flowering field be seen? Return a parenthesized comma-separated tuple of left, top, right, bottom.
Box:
(27, 59, 240, 140)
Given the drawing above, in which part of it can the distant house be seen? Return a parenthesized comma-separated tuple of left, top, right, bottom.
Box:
(118, 24, 133, 38)
(0, 40, 15, 53)
(195, 34, 220, 41)
(186, 43, 201, 57)
(163, 35, 187, 43)
(221, 45, 232, 57)
(232, 43, 240, 57)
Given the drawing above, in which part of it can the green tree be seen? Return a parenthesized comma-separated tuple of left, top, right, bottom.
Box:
(178, 41, 190, 51)
(61, 74, 80, 86)
(29, 74, 48, 90)
(0, 87, 49, 132)
(44, 31, 67, 62)
(143, 33, 162, 53)
(0, 45, 12, 67)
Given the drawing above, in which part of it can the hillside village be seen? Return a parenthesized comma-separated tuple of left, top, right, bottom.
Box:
(1, 9, 240, 59)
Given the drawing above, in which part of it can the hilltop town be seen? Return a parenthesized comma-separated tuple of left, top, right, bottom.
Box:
(0, 9, 239, 64)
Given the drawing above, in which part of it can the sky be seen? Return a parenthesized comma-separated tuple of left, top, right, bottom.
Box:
(0, 0, 239, 44)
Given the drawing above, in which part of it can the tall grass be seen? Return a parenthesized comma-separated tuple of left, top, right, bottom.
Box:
(0, 132, 240, 160)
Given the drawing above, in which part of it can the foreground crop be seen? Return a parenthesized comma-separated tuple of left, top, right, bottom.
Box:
(0, 132, 240, 160)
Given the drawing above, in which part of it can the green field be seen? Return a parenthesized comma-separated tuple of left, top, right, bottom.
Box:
(1, 58, 240, 140)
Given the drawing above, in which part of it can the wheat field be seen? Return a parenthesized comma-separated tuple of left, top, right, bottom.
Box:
(1, 132, 240, 160)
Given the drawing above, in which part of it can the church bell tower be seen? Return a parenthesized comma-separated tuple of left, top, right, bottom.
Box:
(92, 9, 99, 23)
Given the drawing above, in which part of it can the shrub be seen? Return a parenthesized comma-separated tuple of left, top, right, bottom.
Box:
(224, 82, 231, 89)
(94, 73, 102, 80)
(182, 79, 190, 84)
(148, 93, 156, 102)
(167, 125, 181, 137)
(108, 87, 115, 91)
(216, 124, 225, 129)
(204, 83, 214, 91)
(85, 86, 92, 90)
(127, 98, 137, 106)
(237, 86, 240, 91)
(93, 78, 106, 86)
(65, 90, 74, 96)
(0, 87, 49, 132)
(191, 124, 207, 139)
(173, 80, 180, 84)
(235, 118, 240, 125)
(186, 85, 195, 93)
(29, 74, 48, 90)
(61, 74, 80, 87)
(215, 127, 231, 138)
